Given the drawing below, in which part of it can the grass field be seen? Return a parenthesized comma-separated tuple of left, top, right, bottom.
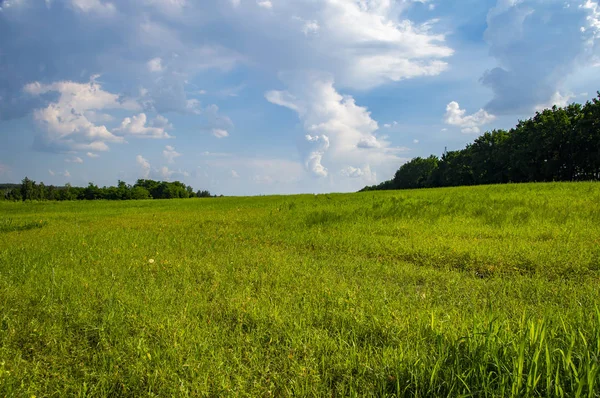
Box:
(1, 182, 600, 397)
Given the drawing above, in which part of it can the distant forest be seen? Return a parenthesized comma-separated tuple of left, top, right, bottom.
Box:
(361, 93, 600, 192)
(0, 179, 216, 201)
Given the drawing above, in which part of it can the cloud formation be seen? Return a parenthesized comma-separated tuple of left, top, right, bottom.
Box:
(163, 145, 181, 163)
(444, 101, 496, 134)
(115, 113, 173, 139)
(266, 73, 404, 183)
(23, 77, 139, 153)
(136, 155, 151, 178)
(482, 0, 600, 114)
(212, 129, 229, 138)
(65, 156, 84, 164)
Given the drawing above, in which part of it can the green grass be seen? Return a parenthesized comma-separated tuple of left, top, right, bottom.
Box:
(1, 182, 599, 397)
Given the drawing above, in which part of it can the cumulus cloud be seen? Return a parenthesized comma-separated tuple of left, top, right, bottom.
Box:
(534, 91, 576, 111)
(581, 0, 600, 42)
(136, 154, 189, 181)
(147, 57, 164, 72)
(266, 73, 403, 183)
(482, 0, 600, 114)
(0, 0, 448, 129)
(163, 145, 181, 163)
(158, 166, 189, 181)
(114, 113, 173, 139)
(340, 166, 363, 178)
(257, 0, 272, 9)
(136, 155, 151, 178)
(444, 101, 496, 134)
(357, 135, 383, 149)
(86, 152, 100, 158)
(305, 134, 330, 177)
(23, 77, 140, 153)
(308, 0, 453, 88)
(222, 0, 452, 89)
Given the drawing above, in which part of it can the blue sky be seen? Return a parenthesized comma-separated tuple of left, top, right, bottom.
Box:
(1, 0, 599, 195)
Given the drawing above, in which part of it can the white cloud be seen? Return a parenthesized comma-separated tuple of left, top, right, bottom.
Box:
(581, 0, 600, 41)
(266, 73, 403, 183)
(264, 91, 300, 112)
(482, 0, 600, 113)
(136, 154, 188, 181)
(230, 169, 240, 178)
(115, 113, 173, 139)
(219, 0, 453, 90)
(383, 121, 398, 128)
(147, 57, 164, 72)
(257, 0, 272, 9)
(302, 20, 319, 35)
(341, 166, 363, 178)
(163, 145, 181, 163)
(48, 169, 55, 176)
(24, 76, 140, 153)
(293, 16, 320, 35)
(69, 0, 116, 14)
(535, 91, 576, 111)
(86, 152, 100, 158)
(357, 136, 383, 149)
(413, 139, 419, 144)
(65, 156, 84, 164)
(212, 128, 229, 138)
(312, 0, 453, 88)
(157, 166, 189, 181)
(0, 0, 25, 11)
(136, 155, 151, 178)
(62, 170, 71, 178)
(444, 101, 496, 134)
(305, 134, 330, 177)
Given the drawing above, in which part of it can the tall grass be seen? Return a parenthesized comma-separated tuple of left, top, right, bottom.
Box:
(0, 182, 599, 396)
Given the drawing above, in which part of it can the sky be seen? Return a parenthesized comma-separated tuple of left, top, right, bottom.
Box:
(1, 0, 599, 195)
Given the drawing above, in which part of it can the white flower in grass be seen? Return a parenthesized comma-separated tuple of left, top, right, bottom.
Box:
(148, 259, 155, 264)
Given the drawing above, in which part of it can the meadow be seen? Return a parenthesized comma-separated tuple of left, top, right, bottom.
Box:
(1, 182, 599, 397)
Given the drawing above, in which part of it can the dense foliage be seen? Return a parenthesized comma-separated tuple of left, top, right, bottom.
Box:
(362, 93, 600, 191)
(0, 179, 216, 201)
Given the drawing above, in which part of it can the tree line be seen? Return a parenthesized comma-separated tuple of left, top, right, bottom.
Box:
(0, 179, 217, 201)
(361, 93, 600, 192)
